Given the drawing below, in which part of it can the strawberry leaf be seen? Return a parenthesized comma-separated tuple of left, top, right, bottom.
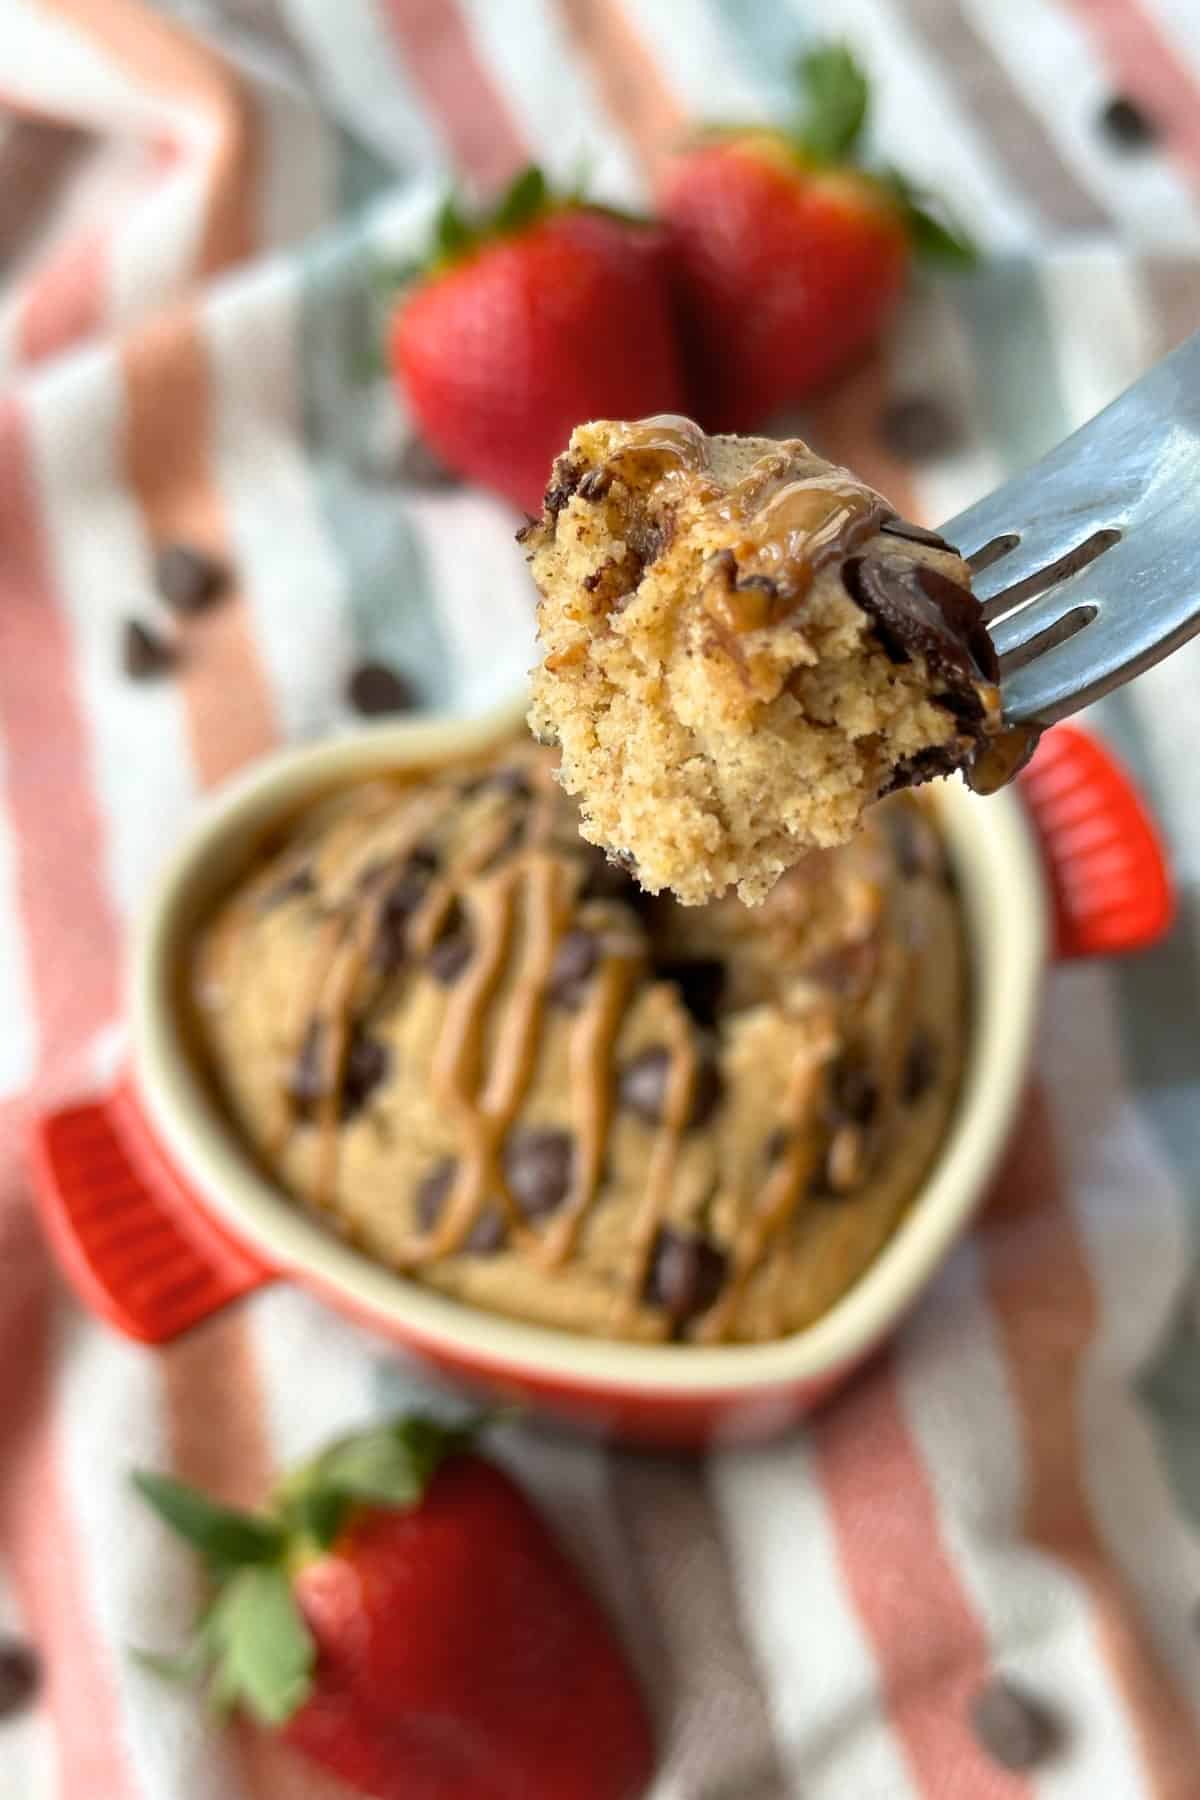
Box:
(205, 1567, 315, 1727)
(877, 167, 978, 268)
(432, 194, 472, 264)
(491, 165, 549, 236)
(132, 1472, 286, 1571)
(795, 43, 870, 162)
(280, 1413, 480, 1547)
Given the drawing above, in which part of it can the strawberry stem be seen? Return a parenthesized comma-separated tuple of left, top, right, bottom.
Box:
(793, 43, 870, 162)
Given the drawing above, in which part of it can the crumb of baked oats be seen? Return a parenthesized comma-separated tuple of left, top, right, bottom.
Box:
(524, 416, 1000, 905)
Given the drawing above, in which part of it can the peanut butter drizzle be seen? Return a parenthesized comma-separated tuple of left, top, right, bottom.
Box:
(616, 1006, 698, 1334)
(696, 1045, 833, 1345)
(533, 948, 643, 1272)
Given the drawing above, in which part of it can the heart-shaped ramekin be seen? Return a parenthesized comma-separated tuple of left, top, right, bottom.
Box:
(30, 699, 1173, 1448)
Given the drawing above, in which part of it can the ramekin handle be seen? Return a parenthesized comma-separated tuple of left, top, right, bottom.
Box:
(29, 1078, 276, 1343)
(1017, 724, 1175, 961)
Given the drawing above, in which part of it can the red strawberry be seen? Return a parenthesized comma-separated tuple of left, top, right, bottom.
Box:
(391, 167, 686, 513)
(660, 44, 975, 433)
(135, 1415, 653, 1800)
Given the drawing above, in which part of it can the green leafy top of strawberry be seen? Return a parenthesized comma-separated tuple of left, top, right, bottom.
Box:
(706, 41, 976, 269)
(406, 164, 650, 282)
(133, 1413, 478, 1727)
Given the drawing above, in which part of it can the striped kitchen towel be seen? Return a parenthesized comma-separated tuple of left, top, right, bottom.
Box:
(2, 3, 1200, 1796)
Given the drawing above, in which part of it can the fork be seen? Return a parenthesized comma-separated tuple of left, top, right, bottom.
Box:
(939, 328, 1200, 730)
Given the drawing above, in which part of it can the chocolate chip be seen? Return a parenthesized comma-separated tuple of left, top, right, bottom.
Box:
(830, 1062, 878, 1128)
(657, 959, 725, 1029)
(842, 553, 999, 689)
(543, 457, 583, 517)
(577, 467, 613, 502)
(371, 855, 439, 972)
(644, 1227, 727, 1324)
(122, 618, 176, 680)
(0, 1641, 40, 1717)
(626, 513, 671, 567)
(414, 1158, 505, 1254)
(260, 863, 316, 909)
(154, 542, 228, 615)
(902, 1031, 938, 1104)
(881, 743, 963, 795)
(1099, 94, 1156, 149)
(346, 661, 417, 717)
(287, 1020, 388, 1121)
(428, 930, 473, 985)
(880, 517, 959, 555)
(341, 1031, 389, 1119)
(515, 514, 539, 545)
(970, 1678, 1058, 1771)
(879, 395, 961, 461)
(549, 929, 598, 1008)
(503, 1128, 574, 1220)
(618, 1043, 722, 1127)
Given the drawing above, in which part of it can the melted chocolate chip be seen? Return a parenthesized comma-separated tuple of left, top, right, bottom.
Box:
(122, 618, 176, 680)
(0, 1641, 40, 1718)
(843, 553, 999, 686)
(644, 1227, 727, 1325)
(346, 661, 417, 717)
(970, 1679, 1059, 1772)
(879, 517, 959, 555)
(543, 457, 584, 517)
(548, 929, 598, 1009)
(657, 960, 726, 1029)
(902, 1031, 939, 1104)
(881, 743, 963, 796)
(1099, 94, 1156, 149)
(503, 1128, 574, 1220)
(427, 929, 473, 985)
(625, 512, 671, 567)
(830, 1062, 879, 1128)
(414, 1158, 505, 1254)
(879, 395, 961, 461)
(577, 467, 613, 501)
(260, 863, 316, 910)
(618, 1043, 722, 1128)
(155, 542, 228, 614)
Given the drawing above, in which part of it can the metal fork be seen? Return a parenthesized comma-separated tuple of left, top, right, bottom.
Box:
(939, 328, 1200, 727)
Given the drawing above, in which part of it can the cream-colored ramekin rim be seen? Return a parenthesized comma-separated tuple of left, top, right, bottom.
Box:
(132, 693, 1046, 1396)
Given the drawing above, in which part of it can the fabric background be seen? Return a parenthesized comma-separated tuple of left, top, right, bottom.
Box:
(2, 2, 1200, 1796)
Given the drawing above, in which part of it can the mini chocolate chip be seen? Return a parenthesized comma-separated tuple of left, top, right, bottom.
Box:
(970, 1678, 1059, 1771)
(657, 959, 725, 1029)
(842, 552, 999, 688)
(644, 1227, 727, 1324)
(414, 1158, 505, 1253)
(122, 618, 176, 680)
(902, 1031, 938, 1104)
(260, 863, 316, 910)
(549, 929, 598, 1008)
(341, 1031, 389, 1120)
(154, 542, 227, 615)
(879, 517, 959, 555)
(830, 1062, 879, 1128)
(577, 467, 613, 501)
(879, 395, 961, 461)
(515, 514, 539, 544)
(0, 1641, 40, 1717)
(371, 855, 439, 972)
(428, 930, 473, 985)
(346, 661, 418, 717)
(503, 1128, 574, 1220)
(618, 1043, 722, 1127)
(1099, 94, 1156, 149)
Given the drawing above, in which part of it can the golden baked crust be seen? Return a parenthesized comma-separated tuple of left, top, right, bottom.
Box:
(525, 417, 1000, 904)
(190, 740, 968, 1345)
